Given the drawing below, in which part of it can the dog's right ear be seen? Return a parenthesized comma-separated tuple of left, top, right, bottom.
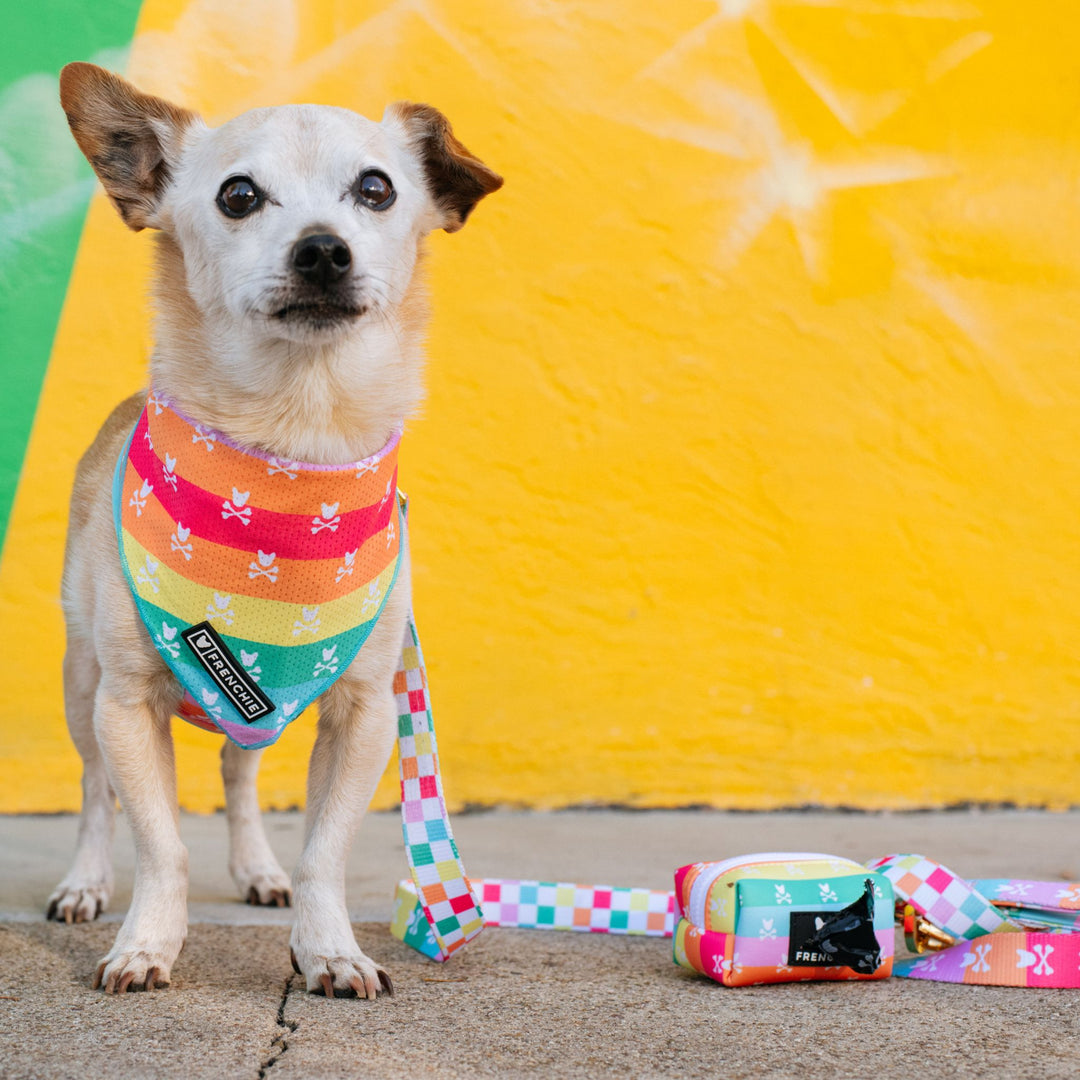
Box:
(59, 63, 200, 231)
(386, 102, 503, 233)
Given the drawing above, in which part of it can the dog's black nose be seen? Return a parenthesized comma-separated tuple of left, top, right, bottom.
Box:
(292, 233, 351, 287)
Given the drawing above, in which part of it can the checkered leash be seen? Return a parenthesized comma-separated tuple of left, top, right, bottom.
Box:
(870, 853, 1080, 987)
(392, 875, 675, 960)
(389, 609, 485, 962)
(472, 879, 675, 936)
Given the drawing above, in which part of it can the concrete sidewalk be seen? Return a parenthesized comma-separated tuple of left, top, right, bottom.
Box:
(3, 809, 1080, 1078)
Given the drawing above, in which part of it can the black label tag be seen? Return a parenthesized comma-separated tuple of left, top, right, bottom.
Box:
(786, 880, 882, 973)
(788, 912, 839, 966)
(180, 622, 274, 722)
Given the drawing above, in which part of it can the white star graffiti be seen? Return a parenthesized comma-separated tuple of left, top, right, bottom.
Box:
(632, 83, 946, 280)
(638, 0, 992, 136)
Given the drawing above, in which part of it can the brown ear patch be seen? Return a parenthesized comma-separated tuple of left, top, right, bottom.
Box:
(59, 62, 199, 231)
(389, 102, 502, 232)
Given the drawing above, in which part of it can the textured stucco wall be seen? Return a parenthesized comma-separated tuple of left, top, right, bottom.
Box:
(3, 0, 1080, 812)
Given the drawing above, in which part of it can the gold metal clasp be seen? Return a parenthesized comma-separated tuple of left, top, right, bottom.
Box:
(896, 902, 957, 954)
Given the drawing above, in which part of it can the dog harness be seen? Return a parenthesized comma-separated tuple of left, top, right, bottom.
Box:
(114, 390, 402, 749)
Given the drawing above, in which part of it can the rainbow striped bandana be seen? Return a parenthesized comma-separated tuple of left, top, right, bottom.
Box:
(113, 391, 402, 749)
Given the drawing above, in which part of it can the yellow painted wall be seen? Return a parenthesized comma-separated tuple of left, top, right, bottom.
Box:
(4, 0, 1080, 812)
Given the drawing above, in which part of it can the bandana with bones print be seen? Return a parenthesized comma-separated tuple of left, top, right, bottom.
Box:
(113, 391, 402, 748)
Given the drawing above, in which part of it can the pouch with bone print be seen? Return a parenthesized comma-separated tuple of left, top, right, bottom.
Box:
(114, 391, 402, 748)
(672, 853, 894, 986)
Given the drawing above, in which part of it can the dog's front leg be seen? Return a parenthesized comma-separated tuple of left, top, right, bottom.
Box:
(47, 636, 115, 923)
(290, 678, 397, 999)
(92, 683, 188, 992)
(221, 742, 292, 906)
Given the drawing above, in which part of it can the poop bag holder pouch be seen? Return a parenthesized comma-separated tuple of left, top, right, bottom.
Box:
(673, 853, 894, 986)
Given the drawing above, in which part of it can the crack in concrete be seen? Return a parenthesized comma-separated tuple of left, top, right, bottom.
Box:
(257, 974, 298, 1078)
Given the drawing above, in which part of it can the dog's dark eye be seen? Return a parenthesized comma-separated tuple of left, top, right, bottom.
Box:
(355, 171, 395, 211)
(217, 177, 262, 218)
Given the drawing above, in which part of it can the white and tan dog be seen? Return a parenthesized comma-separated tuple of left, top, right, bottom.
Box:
(49, 62, 500, 996)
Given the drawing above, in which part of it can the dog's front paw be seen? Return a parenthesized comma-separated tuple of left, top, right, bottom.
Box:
(290, 945, 393, 1000)
(93, 946, 177, 993)
(46, 878, 111, 924)
(232, 862, 292, 907)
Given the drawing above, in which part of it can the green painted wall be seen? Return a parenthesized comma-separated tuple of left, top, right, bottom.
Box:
(0, 4, 143, 554)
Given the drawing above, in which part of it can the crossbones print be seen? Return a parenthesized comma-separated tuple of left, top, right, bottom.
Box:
(170, 522, 193, 560)
(192, 425, 217, 451)
(1033, 943, 1055, 976)
(314, 644, 339, 677)
(311, 502, 341, 534)
(361, 581, 383, 616)
(962, 942, 993, 974)
(221, 488, 252, 525)
(1015, 945, 1057, 976)
(999, 881, 1033, 898)
(130, 478, 152, 517)
(913, 952, 941, 974)
(135, 554, 160, 593)
(155, 621, 180, 658)
(292, 606, 321, 636)
(162, 453, 179, 491)
(206, 592, 235, 626)
(200, 687, 223, 721)
(266, 457, 298, 479)
(240, 649, 262, 682)
(248, 550, 278, 582)
(335, 549, 357, 583)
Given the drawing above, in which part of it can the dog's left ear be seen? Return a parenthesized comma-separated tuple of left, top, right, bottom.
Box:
(386, 102, 503, 232)
(59, 62, 201, 231)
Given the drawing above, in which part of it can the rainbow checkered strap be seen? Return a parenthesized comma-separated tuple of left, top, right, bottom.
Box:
(870, 854, 1080, 987)
(472, 879, 675, 936)
(391, 605, 484, 962)
(868, 853, 1019, 941)
(391, 877, 675, 959)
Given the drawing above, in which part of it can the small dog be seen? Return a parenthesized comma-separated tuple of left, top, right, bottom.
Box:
(49, 62, 500, 996)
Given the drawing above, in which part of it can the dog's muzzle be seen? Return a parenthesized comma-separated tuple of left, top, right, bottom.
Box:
(271, 233, 366, 325)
